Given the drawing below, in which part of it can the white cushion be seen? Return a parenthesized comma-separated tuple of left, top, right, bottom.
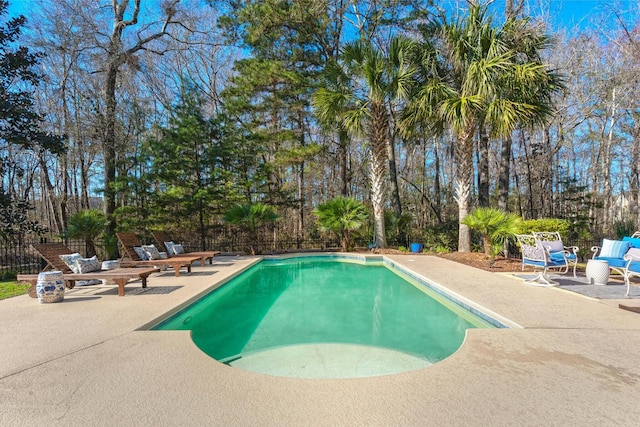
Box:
(133, 246, 149, 260)
(59, 253, 82, 273)
(76, 256, 101, 273)
(142, 244, 162, 260)
(164, 241, 175, 255)
(101, 260, 121, 270)
(599, 239, 630, 258)
(173, 244, 184, 254)
(627, 248, 640, 261)
(544, 240, 564, 253)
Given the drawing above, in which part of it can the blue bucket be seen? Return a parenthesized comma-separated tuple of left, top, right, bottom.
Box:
(410, 243, 423, 253)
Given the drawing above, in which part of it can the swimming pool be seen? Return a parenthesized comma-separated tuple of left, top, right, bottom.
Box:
(152, 255, 504, 378)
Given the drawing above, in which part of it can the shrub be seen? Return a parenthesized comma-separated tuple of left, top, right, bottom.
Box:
(613, 218, 637, 239)
(462, 208, 522, 258)
(314, 197, 368, 252)
(422, 220, 458, 252)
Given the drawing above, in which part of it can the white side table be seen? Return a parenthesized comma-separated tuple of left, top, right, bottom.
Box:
(586, 259, 610, 285)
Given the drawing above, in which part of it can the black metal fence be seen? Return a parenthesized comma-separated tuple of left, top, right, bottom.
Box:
(0, 232, 605, 279)
(0, 232, 344, 278)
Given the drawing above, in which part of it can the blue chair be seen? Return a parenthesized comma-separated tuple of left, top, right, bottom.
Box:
(533, 231, 579, 278)
(515, 234, 569, 286)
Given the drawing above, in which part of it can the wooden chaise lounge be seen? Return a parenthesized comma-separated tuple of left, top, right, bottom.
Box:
(17, 243, 159, 297)
(116, 232, 200, 277)
(151, 231, 220, 266)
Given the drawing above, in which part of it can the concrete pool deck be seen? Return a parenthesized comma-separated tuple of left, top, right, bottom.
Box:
(2, 254, 640, 425)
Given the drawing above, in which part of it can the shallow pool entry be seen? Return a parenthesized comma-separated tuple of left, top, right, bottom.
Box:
(152, 256, 496, 378)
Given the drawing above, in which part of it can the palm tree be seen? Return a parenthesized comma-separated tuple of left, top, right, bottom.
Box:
(314, 197, 369, 252)
(462, 207, 521, 258)
(223, 203, 279, 255)
(407, 4, 560, 252)
(313, 36, 417, 248)
(61, 210, 106, 257)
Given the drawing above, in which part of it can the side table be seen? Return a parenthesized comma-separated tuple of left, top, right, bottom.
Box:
(586, 259, 609, 286)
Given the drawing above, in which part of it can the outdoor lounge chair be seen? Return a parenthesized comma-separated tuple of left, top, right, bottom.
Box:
(116, 232, 200, 277)
(151, 231, 220, 266)
(532, 231, 579, 278)
(515, 234, 570, 286)
(17, 243, 159, 297)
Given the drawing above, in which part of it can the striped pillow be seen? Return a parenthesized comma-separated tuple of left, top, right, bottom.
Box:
(599, 239, 630, 258)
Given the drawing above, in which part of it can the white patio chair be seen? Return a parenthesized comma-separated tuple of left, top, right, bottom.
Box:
(532, 231, 579, 278)
(515, 234, 570, 286)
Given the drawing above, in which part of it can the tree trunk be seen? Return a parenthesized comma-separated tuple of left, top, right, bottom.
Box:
(36, 152, 63, 234)
(369, 101, 388, 248)
(477, 122, 489, 207)
(387, 137, 402, 218)
(456, 124, 475, 252)
(434, 137, 442, 220)
(101, 0, 179, 258)
(103, 60, 119, 257)
(338, 128, 350, 196)
(498, 135, 512, 210)
(630, 122, 640, 223)
(602, 87, 616, 231)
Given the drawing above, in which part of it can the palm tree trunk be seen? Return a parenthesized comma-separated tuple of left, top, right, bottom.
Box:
(387, 138, 402, 218)
(370, 101, 388, 248)
(456, 125, 475, 252)
(498, 135, 512, 210)
(478, 122, 490, 207)
(338, 129, 350, 196)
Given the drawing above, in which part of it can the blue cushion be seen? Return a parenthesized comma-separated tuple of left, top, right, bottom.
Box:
(524, 259, 565, 268)
(549, 252, 576, 262)
(599, 239, 630, 258)
(622, 236, 640, 248)
(594, 256, 627, 268)
(627, 261, 640, 273)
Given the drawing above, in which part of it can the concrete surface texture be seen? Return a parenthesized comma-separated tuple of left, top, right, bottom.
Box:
(1, 254, 640, 426)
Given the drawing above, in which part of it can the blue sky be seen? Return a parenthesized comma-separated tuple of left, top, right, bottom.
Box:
(6, 0, 635, 31)
(529, 0, 636, 29)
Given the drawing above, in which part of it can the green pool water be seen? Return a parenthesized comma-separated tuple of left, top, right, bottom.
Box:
(153, 256, 496, 376)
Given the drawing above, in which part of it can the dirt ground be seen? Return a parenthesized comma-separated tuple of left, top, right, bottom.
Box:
(363, 248, 525, 272)
(436, 251, 525, 272)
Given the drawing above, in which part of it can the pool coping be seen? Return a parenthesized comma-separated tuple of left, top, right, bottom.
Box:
(2, 253, 640, 425)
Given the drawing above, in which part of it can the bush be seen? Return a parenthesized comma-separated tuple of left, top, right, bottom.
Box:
(462, 208, 521, 258)
(613, 218, 637, 239)
(518, 218, 571, 239)
(422, 220, 458, 252)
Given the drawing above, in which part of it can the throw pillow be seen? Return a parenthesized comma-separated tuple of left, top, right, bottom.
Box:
(164, 241, 175, 255)
(544, 240, 564, 253)
(627, 248, 640, 261)
(59, 253, 82, 273)
(76, 256, 102, 273)
(142, 244, 162, 260)
(599, 239, 630, 258)
(173, 244, 185, 254)
(133, 246, 149, 261)
(622, 236, 640, 249)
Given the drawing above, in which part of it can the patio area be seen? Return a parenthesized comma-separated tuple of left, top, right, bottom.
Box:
(2, 254, 640, 425)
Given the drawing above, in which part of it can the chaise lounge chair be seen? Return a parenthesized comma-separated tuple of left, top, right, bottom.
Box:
(17, 243, 159, 297)
(151, 231, 220, 266)
(116, 232, 201, 277)
(515, 234, 571, 286)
